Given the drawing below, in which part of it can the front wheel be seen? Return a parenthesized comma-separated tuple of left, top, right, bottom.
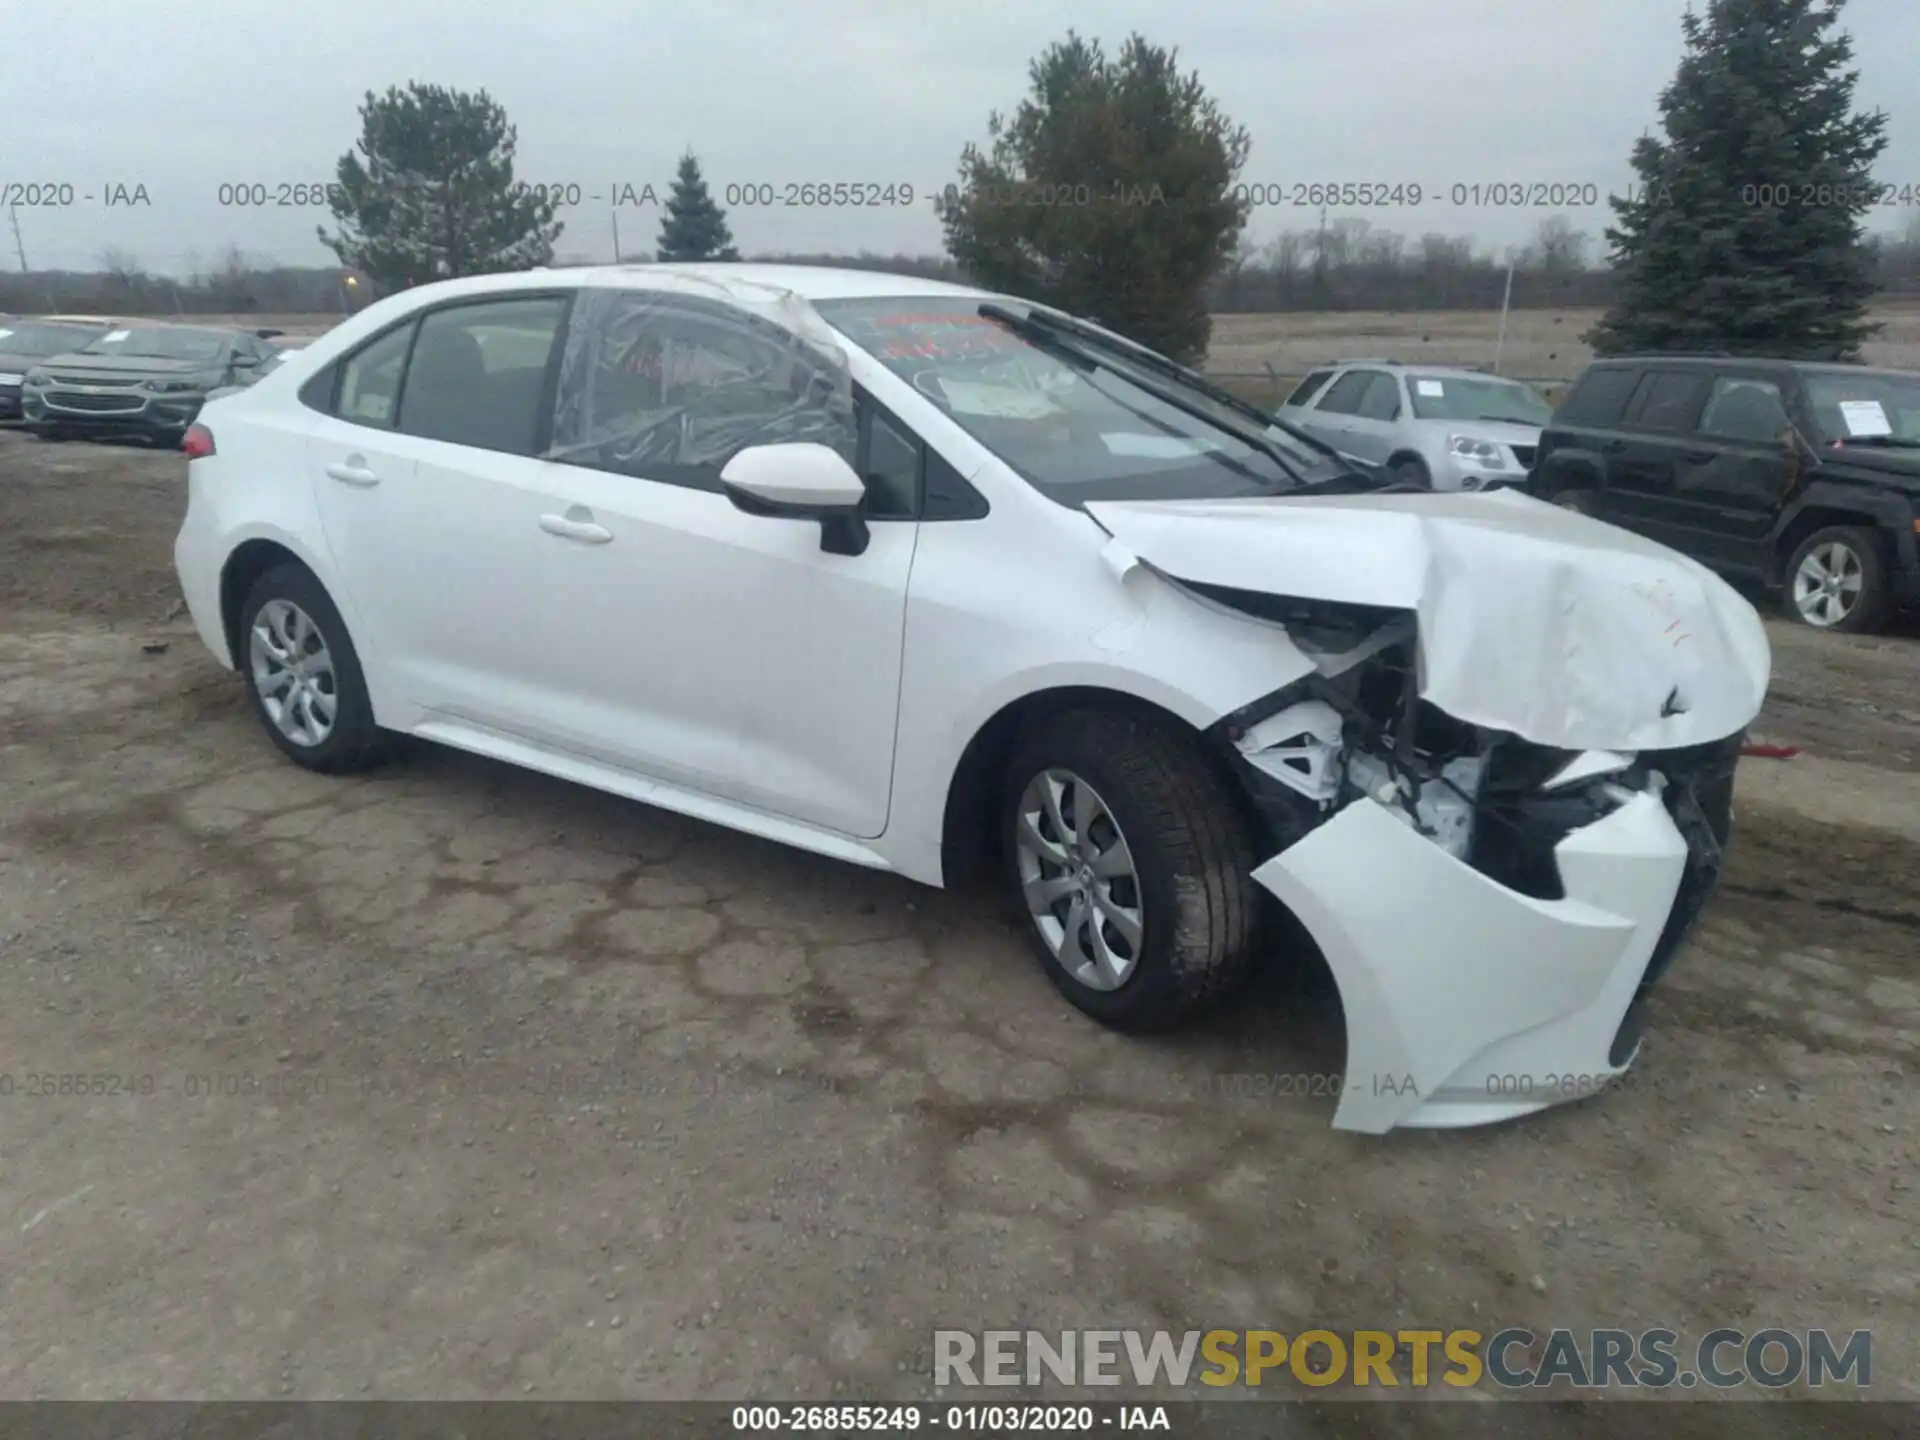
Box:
(1784, 525, 1889, 633)
(1002, 708, 1262, 1032)
(1390, 455, 1432, 489)
(238, 563, 394, 772)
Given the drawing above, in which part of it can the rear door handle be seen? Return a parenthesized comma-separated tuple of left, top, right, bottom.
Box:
(325, 458, 379, 487)
(539, 512, 613, 544)
(1601, 440, 1627, 454)
(1680, 448, 1717, 463)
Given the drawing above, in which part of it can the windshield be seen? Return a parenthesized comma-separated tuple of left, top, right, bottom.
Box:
(80, 326, 228, 363)
(0, 322, 105, 358)
(1803, 370, 1920, 447)
(1406, 374, 1551, 425)
(812, 296, 1354, 503)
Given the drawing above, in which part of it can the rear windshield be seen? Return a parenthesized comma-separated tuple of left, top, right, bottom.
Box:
(0, 322, 103, 358)
(1554, 367, 1641, 426)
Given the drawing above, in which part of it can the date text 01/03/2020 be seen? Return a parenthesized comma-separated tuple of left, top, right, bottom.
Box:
(729, 1404, 1171, 1432)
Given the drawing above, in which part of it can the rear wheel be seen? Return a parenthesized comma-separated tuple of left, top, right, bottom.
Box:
(238, 563, 393, 772)
(1002, 708, 1262, 1032)
(1551, 487, 1597, 515)
(1784, 525, 1889, 633)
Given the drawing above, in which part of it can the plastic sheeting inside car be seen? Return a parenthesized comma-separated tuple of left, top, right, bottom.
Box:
(546, 273, 856, 475)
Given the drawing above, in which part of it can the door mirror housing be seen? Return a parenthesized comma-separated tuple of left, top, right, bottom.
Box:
(720, 442, 870, 555)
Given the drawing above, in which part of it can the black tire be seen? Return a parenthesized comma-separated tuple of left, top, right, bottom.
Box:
(1001, 707, 1262, 1032)
(1782, 525, 1890, 634)
(29, 423, 66, 442)
(237, 562, 393, 773)
(1390, 455, 1431, 489)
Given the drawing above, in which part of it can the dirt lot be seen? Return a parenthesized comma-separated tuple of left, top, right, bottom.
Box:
(0, 429, 1915, 1417)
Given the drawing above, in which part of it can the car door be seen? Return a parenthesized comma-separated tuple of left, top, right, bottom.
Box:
(306, 293, 575, 724)
(1669, 372, 1797, 574)
(1600, 368, 1712, 550)
(1297, 368, 1371, 457)
(521, 287, 917, 838)
(1341, 369, 1405, 463)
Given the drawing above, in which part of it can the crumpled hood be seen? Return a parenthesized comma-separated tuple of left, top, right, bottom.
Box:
(1085, 488, 1771, 752)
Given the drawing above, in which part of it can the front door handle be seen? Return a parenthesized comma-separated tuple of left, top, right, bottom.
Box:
(539, 511, 613, 544)
(1680, 448, 1717, 463)
(325, 457, 379, 487)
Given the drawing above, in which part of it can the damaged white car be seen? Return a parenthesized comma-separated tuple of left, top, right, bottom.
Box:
(172, 264, 1770, 1132)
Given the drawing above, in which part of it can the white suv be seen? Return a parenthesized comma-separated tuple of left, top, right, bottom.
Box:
(174, 264, 1769, 1132)
(1276, 361, 1553, 491)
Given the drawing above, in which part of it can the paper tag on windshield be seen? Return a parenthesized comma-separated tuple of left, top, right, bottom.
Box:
(1416, 379, 1445, 396)
(1837, 399, 1891, 436)
(101, 329, 131, 343)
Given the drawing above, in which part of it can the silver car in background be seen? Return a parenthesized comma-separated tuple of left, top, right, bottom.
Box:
(1275, 361, 1552, 491)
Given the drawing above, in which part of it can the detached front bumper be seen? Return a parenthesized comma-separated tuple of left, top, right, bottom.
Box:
(1253, 786, 1692, 1133)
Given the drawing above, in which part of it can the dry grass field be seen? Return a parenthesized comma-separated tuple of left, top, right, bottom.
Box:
(1205, 298, 1920, 407)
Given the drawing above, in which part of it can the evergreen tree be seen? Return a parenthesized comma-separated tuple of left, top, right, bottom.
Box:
(319, 82, 561, 292)
(937, 32, 1250, 365)
(1588, 0, 1887, 360)
(656, 154, 740, 262)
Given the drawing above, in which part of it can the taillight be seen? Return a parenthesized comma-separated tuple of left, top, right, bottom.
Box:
(182, 423, 215, 459)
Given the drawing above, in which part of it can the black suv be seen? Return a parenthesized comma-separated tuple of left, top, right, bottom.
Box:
(1530, 356, 1920, 633)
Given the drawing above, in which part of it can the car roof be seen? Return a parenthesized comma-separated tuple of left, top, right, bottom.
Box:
(409, 262, 999, 306)
(1584, 355, 1916, 381)
(1317, 361, 1516, 379)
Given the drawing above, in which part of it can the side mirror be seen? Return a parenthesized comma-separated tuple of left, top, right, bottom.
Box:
(720, 442, 870, 556)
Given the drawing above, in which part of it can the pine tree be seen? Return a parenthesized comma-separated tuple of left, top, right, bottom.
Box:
(937, 32, 1250, 365)
(1588, 0, 1887, 360)
(656, 153, 739, 262)
(318, 82, 562, 292)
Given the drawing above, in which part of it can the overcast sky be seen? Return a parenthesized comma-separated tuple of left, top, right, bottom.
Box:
(10, 0, 1918, 275)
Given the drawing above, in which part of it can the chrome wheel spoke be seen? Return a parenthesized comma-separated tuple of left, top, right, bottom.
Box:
(1041, 774, 1077, 850)
(1016, 809, 1070, 867)
(1092, 888, 1143, 952)
(1023, 873, 1078, 912)
(1089, 834, 1134, 878)
(248, 599, 337, 747)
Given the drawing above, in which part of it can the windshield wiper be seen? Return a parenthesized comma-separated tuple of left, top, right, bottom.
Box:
(1835, 434, 1920, 449)
(977, 303, 1344, 485)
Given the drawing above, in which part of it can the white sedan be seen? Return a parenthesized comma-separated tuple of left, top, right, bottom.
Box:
(173, 264, 1770, 1132)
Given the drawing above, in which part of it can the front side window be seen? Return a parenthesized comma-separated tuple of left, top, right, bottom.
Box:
(1695, 377, 1790, 443)
(335, 322, 416, 427)
(859, 403, 920, 519)
(397, 296, 569, 455)
(1354, 372, 1402, 422)
(1407, 374, 1552, 425)
(1285, 369, 1335, 407)
(549, 289, 854, 485)
(1313, 371, 1373, 415)
(814, 295, 1348, 504)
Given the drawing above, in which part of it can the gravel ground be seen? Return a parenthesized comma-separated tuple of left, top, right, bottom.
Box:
(0, 429, 1914, 1420)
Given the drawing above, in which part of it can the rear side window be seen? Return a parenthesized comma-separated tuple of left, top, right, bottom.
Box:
(336, 322, 416, 427)
(1285, 369, 1335, 406)
(1555, 367, 1640, 427)
(1626, 370, 1710, 431)
(398, 296, 569, 455)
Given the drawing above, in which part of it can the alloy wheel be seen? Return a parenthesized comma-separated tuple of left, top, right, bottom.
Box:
(1013, 768, 1144, 991)
(248, 598, 338, 746)
(1792, 541, 1864, 628)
